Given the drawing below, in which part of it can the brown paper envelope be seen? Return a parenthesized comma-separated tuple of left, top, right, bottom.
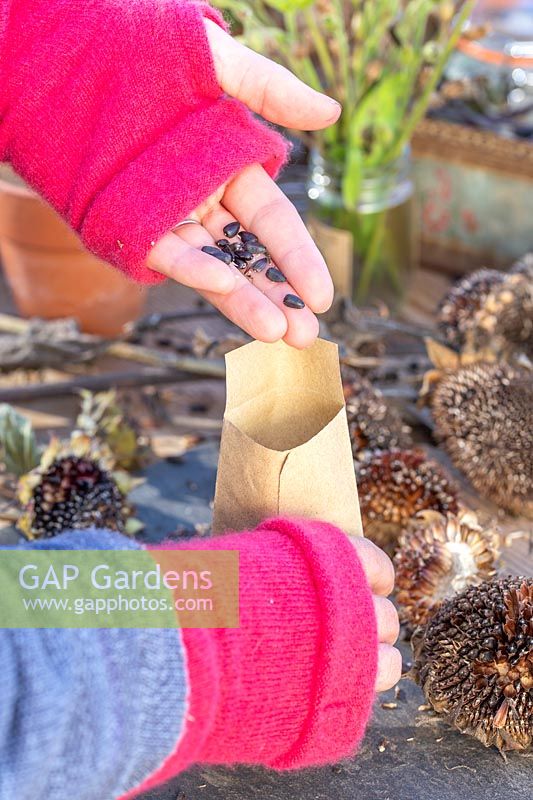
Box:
(212, 338, 363, 537)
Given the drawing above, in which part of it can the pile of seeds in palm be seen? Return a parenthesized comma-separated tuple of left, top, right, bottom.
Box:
(201, 221, 305, 309)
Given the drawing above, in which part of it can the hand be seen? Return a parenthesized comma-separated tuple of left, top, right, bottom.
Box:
(147, 19, 340, 349)
(351, 538, 402, 693)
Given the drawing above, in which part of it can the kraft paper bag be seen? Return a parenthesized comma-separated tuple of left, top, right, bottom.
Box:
(213, 338, 363, 538)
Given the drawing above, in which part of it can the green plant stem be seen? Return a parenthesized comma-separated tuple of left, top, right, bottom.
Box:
(389, 0, 475, 161)
(331, 0, 353, 115)
(303, 8, 336, 90)
(247, 0, 271, 26)
(355, 210, 388, 301)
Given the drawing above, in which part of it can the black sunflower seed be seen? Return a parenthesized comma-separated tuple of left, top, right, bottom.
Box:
(201, 246, 232, 265)
(223, 221, 240, 238)
(266, 267, 286, 283)
(216, 238, 230, 248)
(251, 257, 268, 272)
(246, 243, 267, 255)
(233, 258, 248, 271)
(238, 231, 258, 244)
(234, 248, 254, 261)
(283, 293, 305, 309)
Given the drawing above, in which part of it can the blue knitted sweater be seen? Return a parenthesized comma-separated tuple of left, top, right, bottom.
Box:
(0, 529, 187, 800)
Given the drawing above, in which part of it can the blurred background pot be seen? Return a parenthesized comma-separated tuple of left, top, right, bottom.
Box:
(0, 166, 146, 336)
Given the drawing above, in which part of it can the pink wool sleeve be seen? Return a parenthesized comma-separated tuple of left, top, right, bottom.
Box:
(0, 0, 288, 283)
(125, 518, 378, 798)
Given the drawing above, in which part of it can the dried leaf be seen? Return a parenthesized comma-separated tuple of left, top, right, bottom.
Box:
(425, 338, 461, 371)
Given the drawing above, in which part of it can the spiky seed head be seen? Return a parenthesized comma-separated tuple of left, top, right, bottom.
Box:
(437, 269, 505, 349)
(430, 362, 533, 518)
(395, 509, 500, 628)
(412, 577, 533, 752)
(466, 273, 533, 360)
(355, 449, 459, 553)
(76, 390, 150, 471)
(343, 373, 412, 459)
(510, 252, 533, 278)
(17, 436, 138, 540)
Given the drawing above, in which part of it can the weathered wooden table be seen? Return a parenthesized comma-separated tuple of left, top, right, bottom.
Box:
(133, 444, 532, 800)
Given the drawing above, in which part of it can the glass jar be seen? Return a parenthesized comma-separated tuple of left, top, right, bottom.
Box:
(306, 148, 418, 308)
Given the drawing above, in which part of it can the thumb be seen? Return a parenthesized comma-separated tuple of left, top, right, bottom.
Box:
(205, 19, 341, 131)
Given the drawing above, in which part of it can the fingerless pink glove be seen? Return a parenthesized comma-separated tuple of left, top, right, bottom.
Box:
(0, 0, 288, 282)
(124, 518, 378, 798)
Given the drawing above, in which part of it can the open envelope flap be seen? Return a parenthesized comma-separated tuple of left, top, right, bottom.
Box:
(224, 338, 345, 413)
(213, 338, 363, 537)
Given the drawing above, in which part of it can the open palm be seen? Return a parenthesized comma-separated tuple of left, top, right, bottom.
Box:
(147, 19, 340, 349)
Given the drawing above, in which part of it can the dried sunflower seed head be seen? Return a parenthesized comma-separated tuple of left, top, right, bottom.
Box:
(355, 449, 459, 553)
(395, 509, 500, 628)
(412, 577, 533, 752)
(465, 272, 533, 361)
(437, 269, 505, 350)
(430, 361, 533, 518)
(511, 252, 533, 279)
(343, 372, 412, 459)
(437, 263, 533, 360)
(17, 436, 139, 540)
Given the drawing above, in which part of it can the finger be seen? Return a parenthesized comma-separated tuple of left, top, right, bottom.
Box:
(205, 19, 341, 131)
(373, 596, 400, 645)
(170, 216, 289, 340)
(147, 230, 237, 294)
(172, 208, 288, 341)
(223, 165, 334, 314)
(198, 277, 288, 343)
(376, 644, 402, 693)
(200, 205, 320, 349)
(351, 538, 395, 598)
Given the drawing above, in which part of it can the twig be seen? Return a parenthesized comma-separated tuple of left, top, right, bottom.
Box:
(341, 354, 430, 371)
(166, 415, 223, 431)
(129, 307, 219, 333)
(0, 314, 27, 334)
(379, 385, 419, 401)
(0, 368, 217, 402)
(0, 312, 226, 377)
(344, 306, 439, 341)
(107, 342, 225, 378)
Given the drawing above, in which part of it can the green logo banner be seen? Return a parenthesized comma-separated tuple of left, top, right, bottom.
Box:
(0, 550, 239, 628)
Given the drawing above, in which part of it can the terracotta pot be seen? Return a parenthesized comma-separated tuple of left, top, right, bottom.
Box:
(0, 168, 147, 336)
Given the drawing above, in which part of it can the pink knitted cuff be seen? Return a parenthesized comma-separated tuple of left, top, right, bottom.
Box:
(0, 0, 289, 284)
(128, 518, 377, 797)
(81, 97, 288, 283)
(254, 518, 378, 769)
